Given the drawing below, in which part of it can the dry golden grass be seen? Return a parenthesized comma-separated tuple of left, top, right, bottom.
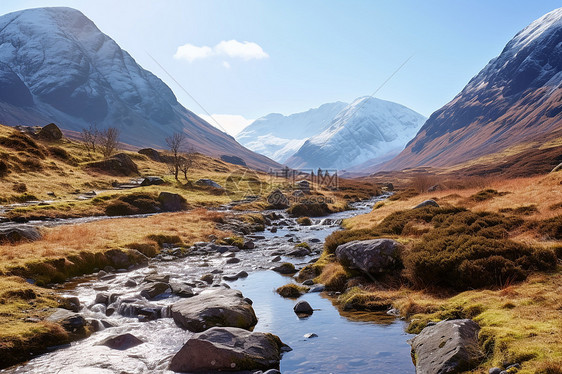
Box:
(0, 209, 229, 272)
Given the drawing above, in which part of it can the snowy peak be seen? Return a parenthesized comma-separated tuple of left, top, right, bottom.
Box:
(507, 7, 562, 55)
(238, 96, 425, 170)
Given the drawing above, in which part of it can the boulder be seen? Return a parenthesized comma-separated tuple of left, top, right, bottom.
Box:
(293, 301, 313, 315)
(140, 282, 171, 300)
(272, 263, 297, 274)
(140, 176, 164, 186)
(335, 239, 403, 276)
(170, 288, 258, 332)
(413, 199, 440, 209)
(143, 274, 170, 284)
(170, 283, 195, 298)
(99, 333, 144, 350)
(138, 148, 162, 162)
(37, 123, 63, 140)
(287, 247, 311, 257)
(195, 178, 223, 189)
(220, 155, 247, 166)
(267, 189, 290, 209)
(158, 192, 188, 212)
(169, 327, 289, 373)
(0, 225, 41, 244)
(409, 319, 484, 374)
(243, 239, 255, 249)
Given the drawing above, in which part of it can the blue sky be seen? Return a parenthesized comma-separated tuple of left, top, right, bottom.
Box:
(0, 1, 560, 135)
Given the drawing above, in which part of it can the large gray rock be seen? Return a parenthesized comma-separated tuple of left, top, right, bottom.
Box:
(140, 176, 164, 186)
(138, 148, 162, 162)
(169, 327, 289, 373)
(0, 225, 41, 244)
(158, 192, 188, 212)
(409, 319, 484, 374)
(413, 199, 440, 209)
(38, 123, 63, 140)
(335, 239, 403, 275)
(140, 282, 171, 300)
(170, 288, 257, 332)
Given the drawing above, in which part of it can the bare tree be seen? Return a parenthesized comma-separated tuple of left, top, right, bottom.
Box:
(178, 146, 196, 182)
(166, 132, 186, 180)
(80, 124, 99, 154)
(99, 127, 120, 159)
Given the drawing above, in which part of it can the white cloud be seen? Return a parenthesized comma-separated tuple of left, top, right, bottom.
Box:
(214, 40, 269, 60)
(173, 44, 213, 62)
(222, 61, 231, 69)
(174, 40, 268, 63)
(198, 114, 254, 136)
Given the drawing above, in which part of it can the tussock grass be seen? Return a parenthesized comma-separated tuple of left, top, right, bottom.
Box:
(276, 283, 309, 298)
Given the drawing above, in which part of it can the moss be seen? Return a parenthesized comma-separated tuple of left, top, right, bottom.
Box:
(221, 236, 245, 249)
(146, 234, 183, 247)
(296, 216, 312, 226)
(276, 283, 309, 298)
(295, 242, 311, 250)
(105, 200, 137, 216)
(338, 286, 393, 311)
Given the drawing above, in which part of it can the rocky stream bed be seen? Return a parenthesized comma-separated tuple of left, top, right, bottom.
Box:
(1, 196, 417, 373)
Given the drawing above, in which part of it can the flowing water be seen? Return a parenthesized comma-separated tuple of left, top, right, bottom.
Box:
(3, 196, 415, 373)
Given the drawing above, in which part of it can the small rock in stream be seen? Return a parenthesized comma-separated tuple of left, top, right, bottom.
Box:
(293, 301, 313, 315)
(99, 333, 144, 350)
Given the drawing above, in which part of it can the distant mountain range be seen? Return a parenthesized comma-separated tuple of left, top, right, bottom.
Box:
(373, 7, 562, 173)
(0, 7, 279, 171)
(238, 97, 426, 170)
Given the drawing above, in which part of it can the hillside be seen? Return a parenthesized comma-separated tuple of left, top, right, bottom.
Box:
(0, 7, 279, 171)
(373, 7, 562, 172)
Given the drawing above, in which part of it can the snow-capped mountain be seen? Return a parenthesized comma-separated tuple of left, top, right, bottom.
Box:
(238, 98, 425, 169)
(285, 97, 426, 170)
(237, 102, 347, 163)
(376, 7, 562, 172)
(0, 7, 278, 170)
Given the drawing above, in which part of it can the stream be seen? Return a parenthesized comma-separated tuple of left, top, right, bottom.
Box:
(3, 196, 415, 373)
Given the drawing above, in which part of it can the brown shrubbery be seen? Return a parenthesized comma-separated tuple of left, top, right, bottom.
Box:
(323, 206, 558, 290)
(287, 202, 331, 217)
(104, 192, 161, 216)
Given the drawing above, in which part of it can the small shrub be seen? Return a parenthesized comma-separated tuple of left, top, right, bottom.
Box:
(338, 287, 392, 311)
(20, 157, 42, 171)
(287, 202, 331, 217)
(388, 189, 419, 201)
(12, 193, 38, 202)
(12, 182, 27, 193)
(531, 215, 562, 240)
(499, 205, 538, 216)
(469, 189, 508, 202)
(146, 234, 183, 247)
(314, 262, 351, 291)
(297, 217, 312, 226)
(105, 201, 137, 216)
(0, 132, 45, 158)
(0, 160, 8, 177)
(276, 283, 308, 298)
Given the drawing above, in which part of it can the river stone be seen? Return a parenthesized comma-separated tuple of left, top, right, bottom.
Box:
(287, 247, 311, 257)
(99, 333, 144, 350)
(169, 327, 289, 373)
(267, 189, 290, 209)
(158, 192, 188, 212)
(0, 225, 41, 244)
(170, 283, 195, 298)
(46, 309, 87, 332)
(170, 288, 258, 332)
(293, 301, 313, 315)
(272, 263, 297, 274)
(413, 199, 440, 209)
(409, 319, 483, 374)
(140, 282, 171, 300)
(243, 239, 255, 249)
(335, 239, 403, 276)
(143, 274, 170, 284)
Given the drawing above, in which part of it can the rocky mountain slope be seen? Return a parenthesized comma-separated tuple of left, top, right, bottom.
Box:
(0, 7, 278, 170)
(374, 7, 562, 172)
(239, 97, 425, 170)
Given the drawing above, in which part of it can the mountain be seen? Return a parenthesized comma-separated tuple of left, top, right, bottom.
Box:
(236, 102, 347, 163)
(0, 7, 278, 171)
(375, 7, 562, 172)
(238, 97, 425, 170)
(285, 97, 426, 170)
